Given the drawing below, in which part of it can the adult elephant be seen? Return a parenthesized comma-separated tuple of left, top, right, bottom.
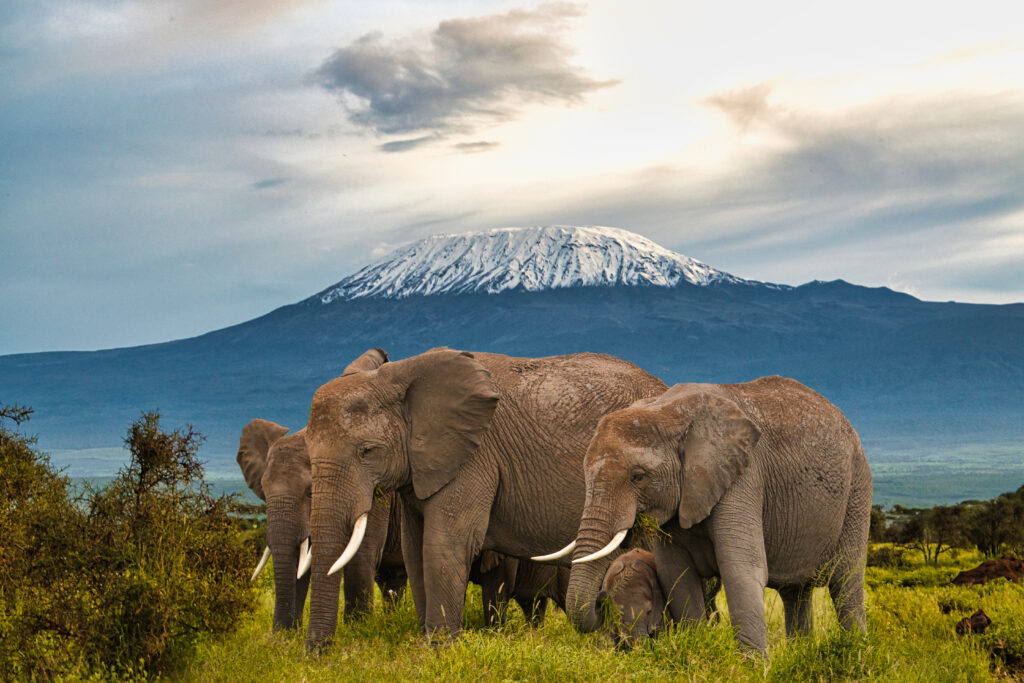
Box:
(558, 377, 872, 653)
(236, 348, 403, 630)
(304, 348, 666, 648)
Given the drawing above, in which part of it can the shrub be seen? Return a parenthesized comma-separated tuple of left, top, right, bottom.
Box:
(0, 408, 256, 678)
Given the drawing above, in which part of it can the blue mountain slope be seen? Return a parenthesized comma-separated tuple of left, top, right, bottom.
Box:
(1, 227, 1021, 504)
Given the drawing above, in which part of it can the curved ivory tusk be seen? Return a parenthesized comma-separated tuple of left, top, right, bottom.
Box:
(572, 529, 628, 565)
(531, 540, 576, 562)
(297, 537, 312, 579)
(327, 513, 368, 576)
(251, 546, 272, 581)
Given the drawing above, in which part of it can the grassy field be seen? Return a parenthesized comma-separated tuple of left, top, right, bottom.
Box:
(182, 548, 1024, 682)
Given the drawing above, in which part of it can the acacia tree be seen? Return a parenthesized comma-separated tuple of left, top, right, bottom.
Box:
(893, 504, 969, 566)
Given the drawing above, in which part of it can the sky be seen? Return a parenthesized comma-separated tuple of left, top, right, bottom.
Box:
(2, 0, 1023, 355)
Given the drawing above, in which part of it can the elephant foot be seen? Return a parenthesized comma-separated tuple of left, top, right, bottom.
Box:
(304, 636, 333, 657)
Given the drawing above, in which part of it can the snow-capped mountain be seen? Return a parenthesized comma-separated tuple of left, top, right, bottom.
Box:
(315, 226, 768, 303)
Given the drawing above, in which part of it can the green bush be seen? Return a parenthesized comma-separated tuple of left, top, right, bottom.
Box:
(0, 408, 256, 679)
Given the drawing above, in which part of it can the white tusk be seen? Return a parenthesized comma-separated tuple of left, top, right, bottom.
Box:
(297, 538, 312, 579)
(573, 529, 628, 565)
(327, 513, 368, 576)
(531, 540, 576, 562)
(251, 546, 271, 581)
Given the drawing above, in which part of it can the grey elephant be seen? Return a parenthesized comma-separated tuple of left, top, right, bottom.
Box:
(470, 551, 569, 627)
(597, 548, 665, 648)
(236, 348, 405, 631)
(559, 376, 872, 653)
(303, 348, 666, 648)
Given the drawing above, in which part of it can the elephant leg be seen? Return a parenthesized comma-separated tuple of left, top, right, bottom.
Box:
(420, 495, 492, 643)
(295, 569, 311, 629)
(377, 564, 408, 608)
(716, 545, 769, 654)
(830, 456, 871, 633)
(778, 584, 814, 637)
(400, 501, 427, 633)
(515, 595, 548, 627)
(479, 560, 515, 627)
(653, 541, 705, 625)
(829, 563, 866, 633)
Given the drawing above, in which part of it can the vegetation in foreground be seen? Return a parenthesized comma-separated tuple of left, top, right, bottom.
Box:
(179, 547, 1024, 682)
(0, 407, 257, 680)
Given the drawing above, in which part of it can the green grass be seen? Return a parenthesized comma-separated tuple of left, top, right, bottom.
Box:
(182, 549, 1024, 681)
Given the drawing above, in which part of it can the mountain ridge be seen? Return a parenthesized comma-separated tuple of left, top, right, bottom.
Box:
(313, 226, 778, 303)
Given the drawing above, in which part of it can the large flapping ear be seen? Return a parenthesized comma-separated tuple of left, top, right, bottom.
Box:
(343, 348, 389, 375)
(236, 418, 290, 501)
(387, 349, 499, 499)
(670, 391, 760, 529)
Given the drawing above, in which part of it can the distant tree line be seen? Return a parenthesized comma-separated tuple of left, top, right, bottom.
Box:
(0, 404, 259, 679)
(869, 487, 1024, 566)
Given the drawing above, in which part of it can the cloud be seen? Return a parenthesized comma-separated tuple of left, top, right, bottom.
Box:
(379, 135, 440, 153)
(705, 84, 775, 131)
(510, 89, 1024, 301)
(311, 3, 617, 147)
(250, 177, 290, 190)
(454, 141, 500, 154)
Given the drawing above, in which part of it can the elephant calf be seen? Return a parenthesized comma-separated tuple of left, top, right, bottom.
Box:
(597, 548, 665, 648)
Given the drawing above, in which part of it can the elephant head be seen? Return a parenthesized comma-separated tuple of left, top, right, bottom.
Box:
(236, 418, 311, 631)
(563, 385, 760, 632)
(305, 348, 498, 648)
(597, 548, 665, 648)
(236, 347, 390, 632)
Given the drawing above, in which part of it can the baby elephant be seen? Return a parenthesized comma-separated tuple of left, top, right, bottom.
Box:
(597, 549, 665, 648)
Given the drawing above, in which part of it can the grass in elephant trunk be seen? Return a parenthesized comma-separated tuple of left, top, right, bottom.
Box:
(630, 511, 670, 546)
(182, 547, 1024, 681)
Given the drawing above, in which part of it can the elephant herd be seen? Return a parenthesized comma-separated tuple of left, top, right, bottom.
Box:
(237, 347, 872, 654)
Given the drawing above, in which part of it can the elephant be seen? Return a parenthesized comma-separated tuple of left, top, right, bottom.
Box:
(597, 548, 665, 648)
(559, 376, 872, 654)
(470, 551, 569, 627)
(236, 348, 405, 630)
(303, 348, 666, 648)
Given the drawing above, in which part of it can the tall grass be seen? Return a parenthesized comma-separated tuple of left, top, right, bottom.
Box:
(184, 548, 1022, 681)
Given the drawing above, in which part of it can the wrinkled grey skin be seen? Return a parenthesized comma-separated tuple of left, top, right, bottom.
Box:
(597, 548, 665, 648)
(470, 551, 569, 627)
(304, 348, 666, 648)
(236, 348, 403, 631)
(566, 377, 872, 654)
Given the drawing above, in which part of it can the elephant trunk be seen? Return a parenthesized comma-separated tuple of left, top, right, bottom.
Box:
(565, 496, 637, 633)
(266, 497, 303, 631)
(306, 463, 372, 651)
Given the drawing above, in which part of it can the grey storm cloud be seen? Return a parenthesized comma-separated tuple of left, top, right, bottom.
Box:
(311, 3, 617, 144)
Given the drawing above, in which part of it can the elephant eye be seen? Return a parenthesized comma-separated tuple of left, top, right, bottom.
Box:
(630, 469, 646, 484)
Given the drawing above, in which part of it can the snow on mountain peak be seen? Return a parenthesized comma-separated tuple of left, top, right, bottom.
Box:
(316, 226, 757, 303)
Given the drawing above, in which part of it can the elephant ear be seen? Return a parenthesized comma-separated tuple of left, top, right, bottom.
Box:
(388, 349, 499, 499)
(236, 419, 290, 501)
(671, 392, 760, 529)
(343, 348, 389, 375)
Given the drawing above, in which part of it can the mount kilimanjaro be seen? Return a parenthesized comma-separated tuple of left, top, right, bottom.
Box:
(1, 226, 1021, 503)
